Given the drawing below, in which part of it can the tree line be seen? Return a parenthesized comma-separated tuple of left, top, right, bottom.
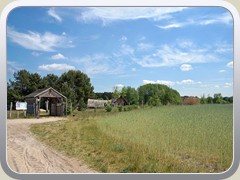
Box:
(8, 70, 95, 110)
(200, 93, 233, 104)
(8, 70, 233, 111)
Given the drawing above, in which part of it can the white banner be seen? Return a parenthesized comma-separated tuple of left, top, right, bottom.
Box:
(16, 102, 27, 110)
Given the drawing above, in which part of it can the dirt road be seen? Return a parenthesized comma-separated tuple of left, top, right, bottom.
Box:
(7, 117, 97, 173)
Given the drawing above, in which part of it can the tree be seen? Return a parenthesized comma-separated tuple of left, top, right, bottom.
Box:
(8, 70, 45, 101)
(163, 88, 181, 105)
(223, 96, 233, 104)
(95, 92, 113, 100)
(213, 93, 223, 104)
(113, 86, 121, 98)
(124, 86, 139, 105)
(200, 94, 207, 104)
(42, 74, 59, 88)
(207, 95, 213, 104)
(56, 70, 94, 110)
(138, 84, 181, 106)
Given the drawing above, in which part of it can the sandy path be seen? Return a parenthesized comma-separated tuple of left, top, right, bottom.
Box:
(7, 117, 97, 173)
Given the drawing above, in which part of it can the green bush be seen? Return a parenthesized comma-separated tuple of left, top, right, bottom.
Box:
(105, 104, 112, 112)
(118, 106, 123, 112)
(78, 98, 87, 111)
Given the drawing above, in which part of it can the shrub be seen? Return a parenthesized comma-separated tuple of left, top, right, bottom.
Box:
(105, 104, 112, 112)
(78, 98, 87, 111)
(118, 106, 123, 112)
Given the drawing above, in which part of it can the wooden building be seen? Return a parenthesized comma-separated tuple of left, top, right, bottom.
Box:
(112, 96, 129, 106)
(25, 87, 67, 117)
(87, 99, 109, 108)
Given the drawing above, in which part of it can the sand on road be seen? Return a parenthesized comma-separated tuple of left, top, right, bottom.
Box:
(7, 117, 97, 173)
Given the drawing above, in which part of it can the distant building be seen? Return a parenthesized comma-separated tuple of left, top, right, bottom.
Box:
(112, 96, 129, 106)
(182, 96, 200, 105)
(87, 99, 109, 108)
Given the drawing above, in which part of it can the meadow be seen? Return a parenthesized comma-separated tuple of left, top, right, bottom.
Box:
(30, 104, 233, 173)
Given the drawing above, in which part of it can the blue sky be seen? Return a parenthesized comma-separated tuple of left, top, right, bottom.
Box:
(7, 7, 233, 97)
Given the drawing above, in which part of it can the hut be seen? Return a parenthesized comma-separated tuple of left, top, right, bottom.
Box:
(112, 96, 129, 106)
(182, 96, 200, 105)
(87, 99, 109, 108)
(25, 87, 67, 117)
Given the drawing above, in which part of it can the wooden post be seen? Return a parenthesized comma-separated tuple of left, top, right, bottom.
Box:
(9, 102, 13, 119)
(33, 103, 36, 117)
(70, 102, 72, 115)
(36, 97, 40, 119)
(65, 98, 68, 116)
(45, 100, 49, 113)
(24, 110, 26, 118)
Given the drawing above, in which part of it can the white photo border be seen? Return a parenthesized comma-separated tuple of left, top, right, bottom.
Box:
(0, 0, 239, 179)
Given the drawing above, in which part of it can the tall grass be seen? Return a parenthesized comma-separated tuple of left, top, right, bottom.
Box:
(97, 104, 233, 172)
(30, 104, 233, 173)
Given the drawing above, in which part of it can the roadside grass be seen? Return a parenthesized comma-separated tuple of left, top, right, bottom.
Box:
(30, 104, 233, 173)
(7, 110, 36, 119)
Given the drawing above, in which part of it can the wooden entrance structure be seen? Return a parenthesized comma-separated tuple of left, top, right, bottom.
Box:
(25, 87, 67, 118)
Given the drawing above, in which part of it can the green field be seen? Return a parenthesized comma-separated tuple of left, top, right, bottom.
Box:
(30, 104, 233, 173)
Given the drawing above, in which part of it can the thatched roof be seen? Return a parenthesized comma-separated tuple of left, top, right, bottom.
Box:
(87, 99, 109, 108)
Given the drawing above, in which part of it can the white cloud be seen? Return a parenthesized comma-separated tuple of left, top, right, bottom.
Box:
(215, 85, 220, 88)
(137, 44, 217, 67)
(214, 42, 232, 54)
(7, 27, 73, 52)
(7, 61, 22, 74)
(224, 83, 232, 88)
(176, 79, 194, 85)
(225, 83, 232, 87)
(227, 61, 233, 68)
(120, 44, 135, 56)
(176, 79, 201, 85)
(180, 64, 192, 71)
(177, 40, 194, 49)
(157, 12, 232, 29)
(223, 83, 232, 88)
(143, 80, 175, 86)
(137, 43, 154, 51)
(199, 12, 232, 25)
(31, 52, 41, 56)
(219, 70, 226, 73)
(48, 8, 62, 22)
(131, 68, 136, 72)
(77, 7, 187, 24)
(156, 80, 175, 86)
(157, 23, 183, 29)
(74, 53, 124, 76)
(38, 63, 75, 71)
(120, 36, 128, 42)
(143, 79, 201, 86)
(51, 53, 67, 60)
(115, 84, 124, 89)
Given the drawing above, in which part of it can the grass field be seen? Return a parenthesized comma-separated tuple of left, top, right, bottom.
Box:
(30, 104, 233, 173)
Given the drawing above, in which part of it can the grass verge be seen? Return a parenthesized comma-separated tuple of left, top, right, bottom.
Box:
(30, 104, 233, 173)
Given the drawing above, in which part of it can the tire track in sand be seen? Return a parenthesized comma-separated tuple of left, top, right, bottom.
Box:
(7, 118, 97, 173)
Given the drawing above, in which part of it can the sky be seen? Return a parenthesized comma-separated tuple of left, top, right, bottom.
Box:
(7, 7, 233, 97)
